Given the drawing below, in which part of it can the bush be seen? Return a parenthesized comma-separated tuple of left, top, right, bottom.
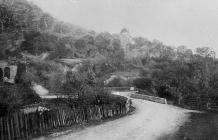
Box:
(0, 83, 41, 116)
(107, 77, 124, 87)
(107, 77, 132, 87)
(133, 78, 154, 90)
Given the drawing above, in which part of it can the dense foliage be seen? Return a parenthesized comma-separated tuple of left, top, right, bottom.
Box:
(138, 47, 217, 102)
(0, 83, 40, 116)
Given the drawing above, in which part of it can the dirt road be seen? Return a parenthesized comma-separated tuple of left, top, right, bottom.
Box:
(37, 93, 195, 140)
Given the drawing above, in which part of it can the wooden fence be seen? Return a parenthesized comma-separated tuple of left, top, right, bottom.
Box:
(182, 96, 218, 111)
(0, 104, 129, 140)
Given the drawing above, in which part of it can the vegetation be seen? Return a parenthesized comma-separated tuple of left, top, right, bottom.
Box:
(0, 83, 40, 116)
(1, 0, 218, 110)
(138, 47, 217, 103)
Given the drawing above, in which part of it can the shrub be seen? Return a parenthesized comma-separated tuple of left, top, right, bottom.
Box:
(0, 83, 41, 116)
(107, 77, 124, 87)
(107, 77, 132, 87)
(133, 78, 154, 90)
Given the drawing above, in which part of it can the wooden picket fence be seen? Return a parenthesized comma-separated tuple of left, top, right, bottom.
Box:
(0, 104, 128, 140)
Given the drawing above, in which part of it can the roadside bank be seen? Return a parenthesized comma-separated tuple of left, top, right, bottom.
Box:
(158, 111, 218, 140)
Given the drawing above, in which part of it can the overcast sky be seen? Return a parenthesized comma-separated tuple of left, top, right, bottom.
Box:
(29, 0, 218, 54)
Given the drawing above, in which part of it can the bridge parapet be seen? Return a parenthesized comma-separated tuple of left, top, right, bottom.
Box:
(130, 93, 167, 104)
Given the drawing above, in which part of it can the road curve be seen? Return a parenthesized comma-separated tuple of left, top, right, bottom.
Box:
(37, 93, 195, 140)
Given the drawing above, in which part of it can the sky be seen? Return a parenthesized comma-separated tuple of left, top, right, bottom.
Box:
(28, 0, 218, 54)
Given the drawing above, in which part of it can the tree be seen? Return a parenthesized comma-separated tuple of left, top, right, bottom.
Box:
(196, 47, 216, 58)
(161, 46, 176, 60)
(0, 83, 40, 116)
(39, 13, 54, 30)
(94, 32, 112, 56)
(111, 38, 125, 68)
(133, 37, 150, 48)
(177, 46, 193, 60)
(61, 63, 96, 97)
(0, 4, 16, 33)
(133, 78, 154, 91)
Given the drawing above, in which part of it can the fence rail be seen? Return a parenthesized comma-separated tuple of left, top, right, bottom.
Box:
(182, 97, 218, 111)
(0, 103, 129, 140)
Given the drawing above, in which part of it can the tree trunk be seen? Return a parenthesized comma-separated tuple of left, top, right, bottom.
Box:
(1, 21, 4, 33)
(44, 18, 48, 29)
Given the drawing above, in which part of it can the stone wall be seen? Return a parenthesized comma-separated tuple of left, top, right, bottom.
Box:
(130, 93, 167, 104)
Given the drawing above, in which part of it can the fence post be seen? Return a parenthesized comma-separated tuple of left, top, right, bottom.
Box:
(50, 112, 53, 128)
(54, 111, 58, 128)
(59, 110, 62, 126)
(38, 112, 42, 135)
(53, 111, 56, 128)
(3, 117, 6, 140)
(14, 113, 20, 139)
(6, 116, 11, 140)
(48, 111, 52, 130)
(15, 114, 19, 139)
(61, 110, 64, 126)
(42, 112, 46, 131)
(0, 117, 3, 140)
(18, 113, 24, 139)
(24, 114, 29, 139)
(56, 110, 60, 127)
(10, 116, 14, 140)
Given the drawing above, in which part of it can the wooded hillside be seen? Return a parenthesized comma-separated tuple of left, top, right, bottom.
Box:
(1, 0, 218, 105)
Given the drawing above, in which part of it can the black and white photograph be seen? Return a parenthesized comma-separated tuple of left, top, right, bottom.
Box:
(0, 0, 218, 139)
